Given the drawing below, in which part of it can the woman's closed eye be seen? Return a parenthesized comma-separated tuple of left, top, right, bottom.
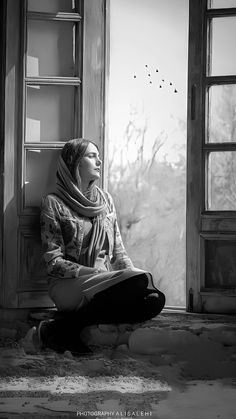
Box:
(85, 153, 101, 161)
(85, 153, 102, 165)
(86, 153, 99, 159)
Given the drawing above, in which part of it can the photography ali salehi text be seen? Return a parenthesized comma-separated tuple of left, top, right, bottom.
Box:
(76, 411, 152, 417)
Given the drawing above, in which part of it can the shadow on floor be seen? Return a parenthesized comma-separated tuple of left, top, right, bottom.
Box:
(0, 312, 236, 418)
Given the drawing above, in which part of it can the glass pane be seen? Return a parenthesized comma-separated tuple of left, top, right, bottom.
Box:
(26, 85, 76, 142)
(208, 84, 236, 143)
(28, 0, 74, 13)
(209, 0, 236, 8)
(27, 20, 75, 77)
(207, 152, 236, 210)
(210, 17, 236, 76)
(205, 240, 236, 288)
(25, 149, 61, 207)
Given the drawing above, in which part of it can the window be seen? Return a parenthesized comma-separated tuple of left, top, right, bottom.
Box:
(23, 1, 82, 209)
(187, 0, 236, 313)
(2, 0, 106, 308)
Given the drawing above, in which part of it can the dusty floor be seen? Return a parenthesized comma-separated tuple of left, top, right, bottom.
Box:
(0, 311, 236, 418)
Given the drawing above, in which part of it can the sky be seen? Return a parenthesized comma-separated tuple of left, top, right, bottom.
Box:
(211, 16, 236, 76)
(108, 0, 189, 163)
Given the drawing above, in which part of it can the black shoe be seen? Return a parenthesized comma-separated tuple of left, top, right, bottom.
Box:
(143, 292, 166, 319)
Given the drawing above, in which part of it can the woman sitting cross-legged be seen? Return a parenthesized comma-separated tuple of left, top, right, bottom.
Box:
(23, 138, 165, 355)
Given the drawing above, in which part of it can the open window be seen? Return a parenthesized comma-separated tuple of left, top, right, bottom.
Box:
(1, 0, 106, 308)
(1, 0, 235, 313)
(187, 0, 236, 313)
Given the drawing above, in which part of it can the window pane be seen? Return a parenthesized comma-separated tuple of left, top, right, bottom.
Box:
(209, 17, 236, 76)
(28, 0, 74, 13)
(207, 151, 236, 210)
(208, 84, 236, 143)
(209, 0, 236, 8)
(27, 20, 75, 77)
(205, 240, 236, 288)
(25, 149, 61, 207)
(26, 85, 76, 142)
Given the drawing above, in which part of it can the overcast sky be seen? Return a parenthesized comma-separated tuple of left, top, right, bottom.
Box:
(108, 0, 189, 163)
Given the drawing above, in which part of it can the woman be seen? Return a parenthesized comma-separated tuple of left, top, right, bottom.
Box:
(23, 138, 165, 354)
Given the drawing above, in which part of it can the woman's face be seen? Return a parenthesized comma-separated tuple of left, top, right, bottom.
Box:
(77, 142, 102, 185)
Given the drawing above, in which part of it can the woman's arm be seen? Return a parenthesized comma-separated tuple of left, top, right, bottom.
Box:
(111, 215, 134, 270)
(40, 196, 97, 278)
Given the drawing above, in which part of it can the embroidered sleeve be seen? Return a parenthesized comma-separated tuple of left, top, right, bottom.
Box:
(40, 196, 82, 278)
(106, 193, 134, 270)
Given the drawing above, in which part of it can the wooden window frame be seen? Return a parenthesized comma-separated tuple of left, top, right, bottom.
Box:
(1, 0, 108, 308)
(0, 0, 7, 306)
(20, 1, 83, 216)
(187, 0, 236, 313)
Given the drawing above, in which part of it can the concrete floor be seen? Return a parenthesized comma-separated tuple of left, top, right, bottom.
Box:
(0, 311, 236, 418)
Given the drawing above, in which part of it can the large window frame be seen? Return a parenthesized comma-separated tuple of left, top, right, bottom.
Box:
(1, 0, 107, 308)
(187, 0, 236, 313)
(21, 1, 83, 215)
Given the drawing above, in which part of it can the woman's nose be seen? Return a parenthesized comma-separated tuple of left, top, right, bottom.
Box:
(96, 157, 102, 166)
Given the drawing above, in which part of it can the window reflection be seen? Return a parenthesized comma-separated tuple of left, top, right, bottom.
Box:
(25, 149, 61, 207)
(28, 0, 74, 13)
(27, 20, 75, 77)
(26, 85, 76, 142)
(209, 17, 236, 76)
(208, 0, 236, 8)
(208, 84, 236, 143)
(207, 151, 236, 210)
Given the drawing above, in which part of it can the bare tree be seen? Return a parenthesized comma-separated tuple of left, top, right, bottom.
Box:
(108, 114, 186, 306)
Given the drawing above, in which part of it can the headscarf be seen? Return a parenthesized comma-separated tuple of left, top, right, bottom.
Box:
(55, 155, 108, 267)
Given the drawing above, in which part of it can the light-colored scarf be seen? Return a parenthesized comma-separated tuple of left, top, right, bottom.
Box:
(55, 156, 108, 267)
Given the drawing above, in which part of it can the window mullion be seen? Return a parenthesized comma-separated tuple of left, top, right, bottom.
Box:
(206, 8, 236, 17)
(203, 143, 236, 151)
(25, 77, 81, 85)
(206, 75, 236, 85)
(27, 12, 82, 22)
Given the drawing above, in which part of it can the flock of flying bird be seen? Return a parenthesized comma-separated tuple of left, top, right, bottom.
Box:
(133, 64, 178, 93)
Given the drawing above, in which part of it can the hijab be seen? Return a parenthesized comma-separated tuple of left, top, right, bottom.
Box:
(55, 150, 108, 267)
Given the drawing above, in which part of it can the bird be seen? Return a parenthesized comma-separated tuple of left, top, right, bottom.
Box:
(131, 64, 178, 95)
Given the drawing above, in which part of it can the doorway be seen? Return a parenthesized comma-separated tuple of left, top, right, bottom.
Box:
(107, 0, 189, 307)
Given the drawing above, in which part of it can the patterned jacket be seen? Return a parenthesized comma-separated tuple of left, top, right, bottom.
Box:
(40, 191, 134, 280)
